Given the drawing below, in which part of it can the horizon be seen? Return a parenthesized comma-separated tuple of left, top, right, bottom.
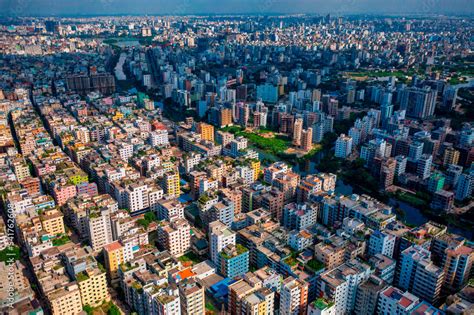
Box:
(2, 0, 474, 17)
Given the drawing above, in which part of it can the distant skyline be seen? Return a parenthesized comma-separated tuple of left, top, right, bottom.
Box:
(1, 0, 474, 17)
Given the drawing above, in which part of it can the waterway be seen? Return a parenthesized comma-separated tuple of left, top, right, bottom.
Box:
(114, 52, 127, 81)
(261, 149, 473, 240)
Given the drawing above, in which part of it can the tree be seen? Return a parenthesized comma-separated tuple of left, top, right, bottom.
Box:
(108, 304, 121, 315)
(83, 305, 93, 315)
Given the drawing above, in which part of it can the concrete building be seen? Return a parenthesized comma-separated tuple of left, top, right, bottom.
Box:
(397, 245, 444, 304)
(280, 276, 308, 315)
(417, 154, 432, 180)
(178, 278, 205, 315)
(219, 244, 249, 278)
(47, 283, 83, 315)
(209, 221, 236, 265)
(377, 286, 419, 314)
(76, 267, 109, 307)
(157, 218, 191, 257)
(318, 259, 372, 314)
(335, 134, 352, 158)
(368, 230, 396, 258)
(354, 275, 387, 315)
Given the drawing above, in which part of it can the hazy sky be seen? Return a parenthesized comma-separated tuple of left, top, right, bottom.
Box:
(2, 0, 474, 16)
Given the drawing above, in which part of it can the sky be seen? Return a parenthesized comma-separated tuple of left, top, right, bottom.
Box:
(1, 0, 474, 17)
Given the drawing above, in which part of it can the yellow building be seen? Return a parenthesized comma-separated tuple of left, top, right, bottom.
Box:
(112, 111, 124, 121)
(250, 160, 261, 181)
(443, 147, 460, 166)
(77, 268, 110, 307)
(47, 282, 83, 315)
(103, 241, 124, 285)
(162, 172, 181, 197)
(40, 208, 65, 235)
(197, 122, 215, 142)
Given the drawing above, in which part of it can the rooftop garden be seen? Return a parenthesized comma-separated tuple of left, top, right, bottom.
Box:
(306, 259, 325, 272)
(137, 211, 159, 229)
(52, 234, 70, 246)
(178, 251, 202, 265)
(76, 271, 89, 282)
(313, 298, 334, 310)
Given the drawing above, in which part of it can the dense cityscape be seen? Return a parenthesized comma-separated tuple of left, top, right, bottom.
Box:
(0, 8, 473, 315)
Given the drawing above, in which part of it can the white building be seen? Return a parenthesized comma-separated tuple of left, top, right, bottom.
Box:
(335, 134, 353, 158)
(209, 221, 236, 265)
(319, 259, 372, 314)
(280, 276, 308, 315)
(377, 286, 419, 315)
(157, 218, 191, 257)
(149, 130, 169, 147)
(368, 230, 396, 258)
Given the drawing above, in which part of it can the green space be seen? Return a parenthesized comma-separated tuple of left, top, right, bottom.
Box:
(391, 190, 429, 208)
(0, 246, 20, 264)
(76, 271, 89, 282)
(83, 301, 121, 315)
(205, 301, 217, 313)
(306, 259, 325, 272)
(283, 256, 298, 267)
(220, 126, 291, 155)
(137, 212, 159, 229)
(52, 234, 71, 246)
(178, 252, 202, 264)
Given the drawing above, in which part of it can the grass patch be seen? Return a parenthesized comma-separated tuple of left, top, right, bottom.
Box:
(307, 259, 325, 272)
(178, 252, 202, 264)
(52, 234, 70, 246)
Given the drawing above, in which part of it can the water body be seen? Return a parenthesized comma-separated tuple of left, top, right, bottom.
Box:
(390, 199, 473, 240)
(114, 52, 127, 81)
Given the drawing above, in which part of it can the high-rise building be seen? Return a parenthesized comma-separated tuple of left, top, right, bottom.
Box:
(443, 147, 460, 166)
(209, 221, 236, 265)
(369, 254, 396, 284)
(442, 244, 474, 293)
(280, 276, 308, 315)
(161, 171, 181, 197)
(76, 268, 109, 307)
(430, 190, 454, 214)
(220, 108, 233, 127)
(399, 87, 437, 119)
(47, 283, 83, 315)
(455, 172, 473, 201)
(208, 198, 235, 227)
(417, 154, 432, 180)
(318, 259, 372, 314)
(179, 279, 205, 315)
(427, 172, 446, 193)
(241, 288, 275, 315)
(301, 128, 313, 152)
(157, 218, 191, 257)
(377, 286, 419, 314)
(335, 134, 353, 158)
(293, 118, 303, 146)
(219, 244, 249, 278)
(368, 230, 396, 258)
(197, 122, 215, 142)
(397, 245, 444, 304)
(354, 275, 387, 315)
(103, 241, 125, 285)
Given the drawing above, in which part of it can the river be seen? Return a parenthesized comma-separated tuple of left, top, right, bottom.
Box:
(114, 52, 127, 81)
